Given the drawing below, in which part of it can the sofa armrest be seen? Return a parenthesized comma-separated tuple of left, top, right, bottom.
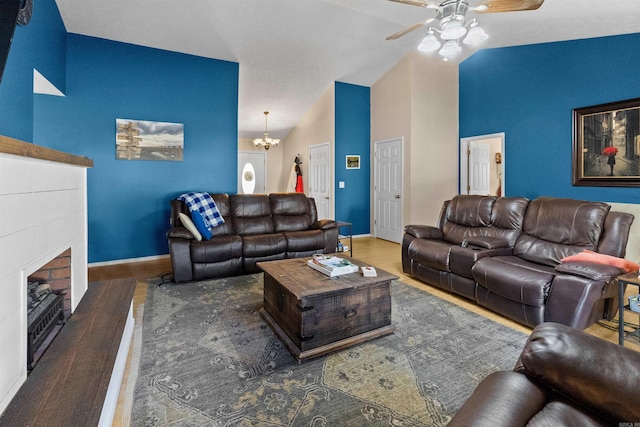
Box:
(515, 322, 640, 423)
(554, 261, 622, 281)
(404, 224, 443, 240)
(448, 371, 548, 427)
(167, 226, 196, 240)
(312, 219, 337, 230)
(167, 235, 194, 282)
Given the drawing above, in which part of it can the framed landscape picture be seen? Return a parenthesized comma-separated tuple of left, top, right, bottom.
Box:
(572, 98, 640, 186)
(116, 118, 184, 161)
(346, 155, 360, 169)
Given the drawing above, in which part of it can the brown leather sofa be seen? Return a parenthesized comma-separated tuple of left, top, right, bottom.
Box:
(448, 322, 640, 427)
(402, 195, 634, 329)
(167, 193, 338, 282)
(403, 195, 530, 300)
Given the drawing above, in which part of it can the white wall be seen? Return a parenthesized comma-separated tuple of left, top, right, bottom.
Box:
(281, 83, 336, 195)
(0, 153, 89, 414)
(371, 52, 459, 229)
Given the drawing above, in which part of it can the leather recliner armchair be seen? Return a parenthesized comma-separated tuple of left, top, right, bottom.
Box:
(449, 322, 640, 427)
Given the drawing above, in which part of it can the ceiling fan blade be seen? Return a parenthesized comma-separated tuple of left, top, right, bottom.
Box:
(476, 0, 544, 13)
(386, 18, 435, 41)
(386, 0, 439, 9)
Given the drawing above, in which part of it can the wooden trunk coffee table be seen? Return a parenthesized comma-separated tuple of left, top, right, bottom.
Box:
(257, 256, 397, 362)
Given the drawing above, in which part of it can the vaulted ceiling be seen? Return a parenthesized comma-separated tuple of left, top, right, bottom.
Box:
(55, 0, 640, 139)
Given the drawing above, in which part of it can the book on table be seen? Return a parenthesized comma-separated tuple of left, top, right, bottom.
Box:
(307, 256, 359, 277)
(361, 266, 377, 277)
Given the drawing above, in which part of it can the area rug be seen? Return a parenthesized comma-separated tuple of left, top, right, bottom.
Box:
(132, 274, 528, 426)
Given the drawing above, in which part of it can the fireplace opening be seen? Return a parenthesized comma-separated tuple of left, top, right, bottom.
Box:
(26, 248, 72, 371)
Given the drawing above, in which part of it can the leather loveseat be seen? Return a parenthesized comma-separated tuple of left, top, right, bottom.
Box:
(402, 195, 634, 329)
(448, 322, 640, 427)
(167, 193, 338, 282)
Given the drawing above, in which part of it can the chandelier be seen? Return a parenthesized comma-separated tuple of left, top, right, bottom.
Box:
(253, 111, 280, 150)
(417, 0, 488, 61)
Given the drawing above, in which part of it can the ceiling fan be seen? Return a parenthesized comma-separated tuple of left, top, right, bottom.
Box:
(386, 0, 544, 59)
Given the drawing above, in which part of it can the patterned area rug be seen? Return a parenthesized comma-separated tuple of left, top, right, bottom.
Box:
(132, 274, 528, 426)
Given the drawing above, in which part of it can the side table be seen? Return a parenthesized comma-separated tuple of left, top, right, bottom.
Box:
(336, 221, 353, 257)
(617, 272, 640, 346)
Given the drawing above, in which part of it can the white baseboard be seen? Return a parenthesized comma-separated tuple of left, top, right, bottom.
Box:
(89, 254, 170, 268)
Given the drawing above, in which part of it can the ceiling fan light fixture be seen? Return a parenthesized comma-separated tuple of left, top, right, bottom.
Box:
(388, 0, 545, 60)
(418, 30, 441, 52)
(439, 39, 461, 59)
(440, 17, 467, 40)
(463, 23, 488, 45)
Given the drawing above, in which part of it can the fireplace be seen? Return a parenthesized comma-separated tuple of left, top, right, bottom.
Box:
(0, 136, 93, 415)
(26, 249, 72, 370)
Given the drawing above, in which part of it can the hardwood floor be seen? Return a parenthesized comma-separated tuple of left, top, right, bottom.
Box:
(92, 237, 639, 426)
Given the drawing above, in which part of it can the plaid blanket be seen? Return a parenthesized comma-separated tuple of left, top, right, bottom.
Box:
(177, 192, 225, 230)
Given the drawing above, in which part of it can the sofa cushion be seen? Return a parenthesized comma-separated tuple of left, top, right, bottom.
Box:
(190, 235, 243, 263)
(408, 239, 453, 271)
(241, 233, 287, 257)
(178, 213, 202, 241)
(208, 194, 234, 237)
(473, 256, 555, 306)
(230, 194, 274, 235)
(597, 211, 635, 257)
(283, 230, 325, 252)
(450, 245, 513, 279)
(487, 197, 529, 245)
(513, 197, 610, 267)
(561, 249, 639, 273)
(441, 195, 496, 244)
(188, 210, 213, 240)
(270, 193, 313, 232)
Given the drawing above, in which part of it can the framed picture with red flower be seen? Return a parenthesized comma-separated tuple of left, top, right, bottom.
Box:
(573, 97, 640, 187)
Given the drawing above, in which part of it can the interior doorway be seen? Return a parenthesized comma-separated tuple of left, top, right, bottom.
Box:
(373, 137, 403, 243)
(460, 133, 505, 196)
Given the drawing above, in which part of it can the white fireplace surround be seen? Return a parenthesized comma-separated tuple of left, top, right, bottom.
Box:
(0, 139, 91, 415)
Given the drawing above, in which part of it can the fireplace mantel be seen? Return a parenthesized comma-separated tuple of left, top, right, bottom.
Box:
(0, 135, 93, 168)
(0, 136, 93, 416)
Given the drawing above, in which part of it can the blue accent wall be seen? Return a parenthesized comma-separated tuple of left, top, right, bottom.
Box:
(460, 33, 640, 203)
(34, 34, 239, 263)
(334, 81, 371, 234)
(0, 0, 66, 141)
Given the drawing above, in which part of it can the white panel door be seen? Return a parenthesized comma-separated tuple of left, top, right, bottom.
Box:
(238, 152, 266, 194)
(469, 141, 490, 195)
(374, 138, 403, 243)
(460, 133, 505, 196)
(309, 142, 332, 220)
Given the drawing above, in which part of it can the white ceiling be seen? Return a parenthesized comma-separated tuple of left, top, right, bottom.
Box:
(55, 0, 640, 140)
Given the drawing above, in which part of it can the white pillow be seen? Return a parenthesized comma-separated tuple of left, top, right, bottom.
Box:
(179, 212, 202, 241)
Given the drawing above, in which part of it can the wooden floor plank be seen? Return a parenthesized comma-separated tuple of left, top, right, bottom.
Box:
(0, 279, 136, 427)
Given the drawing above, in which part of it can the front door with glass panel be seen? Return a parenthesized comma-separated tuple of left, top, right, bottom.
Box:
(238, 151, 266, 194)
